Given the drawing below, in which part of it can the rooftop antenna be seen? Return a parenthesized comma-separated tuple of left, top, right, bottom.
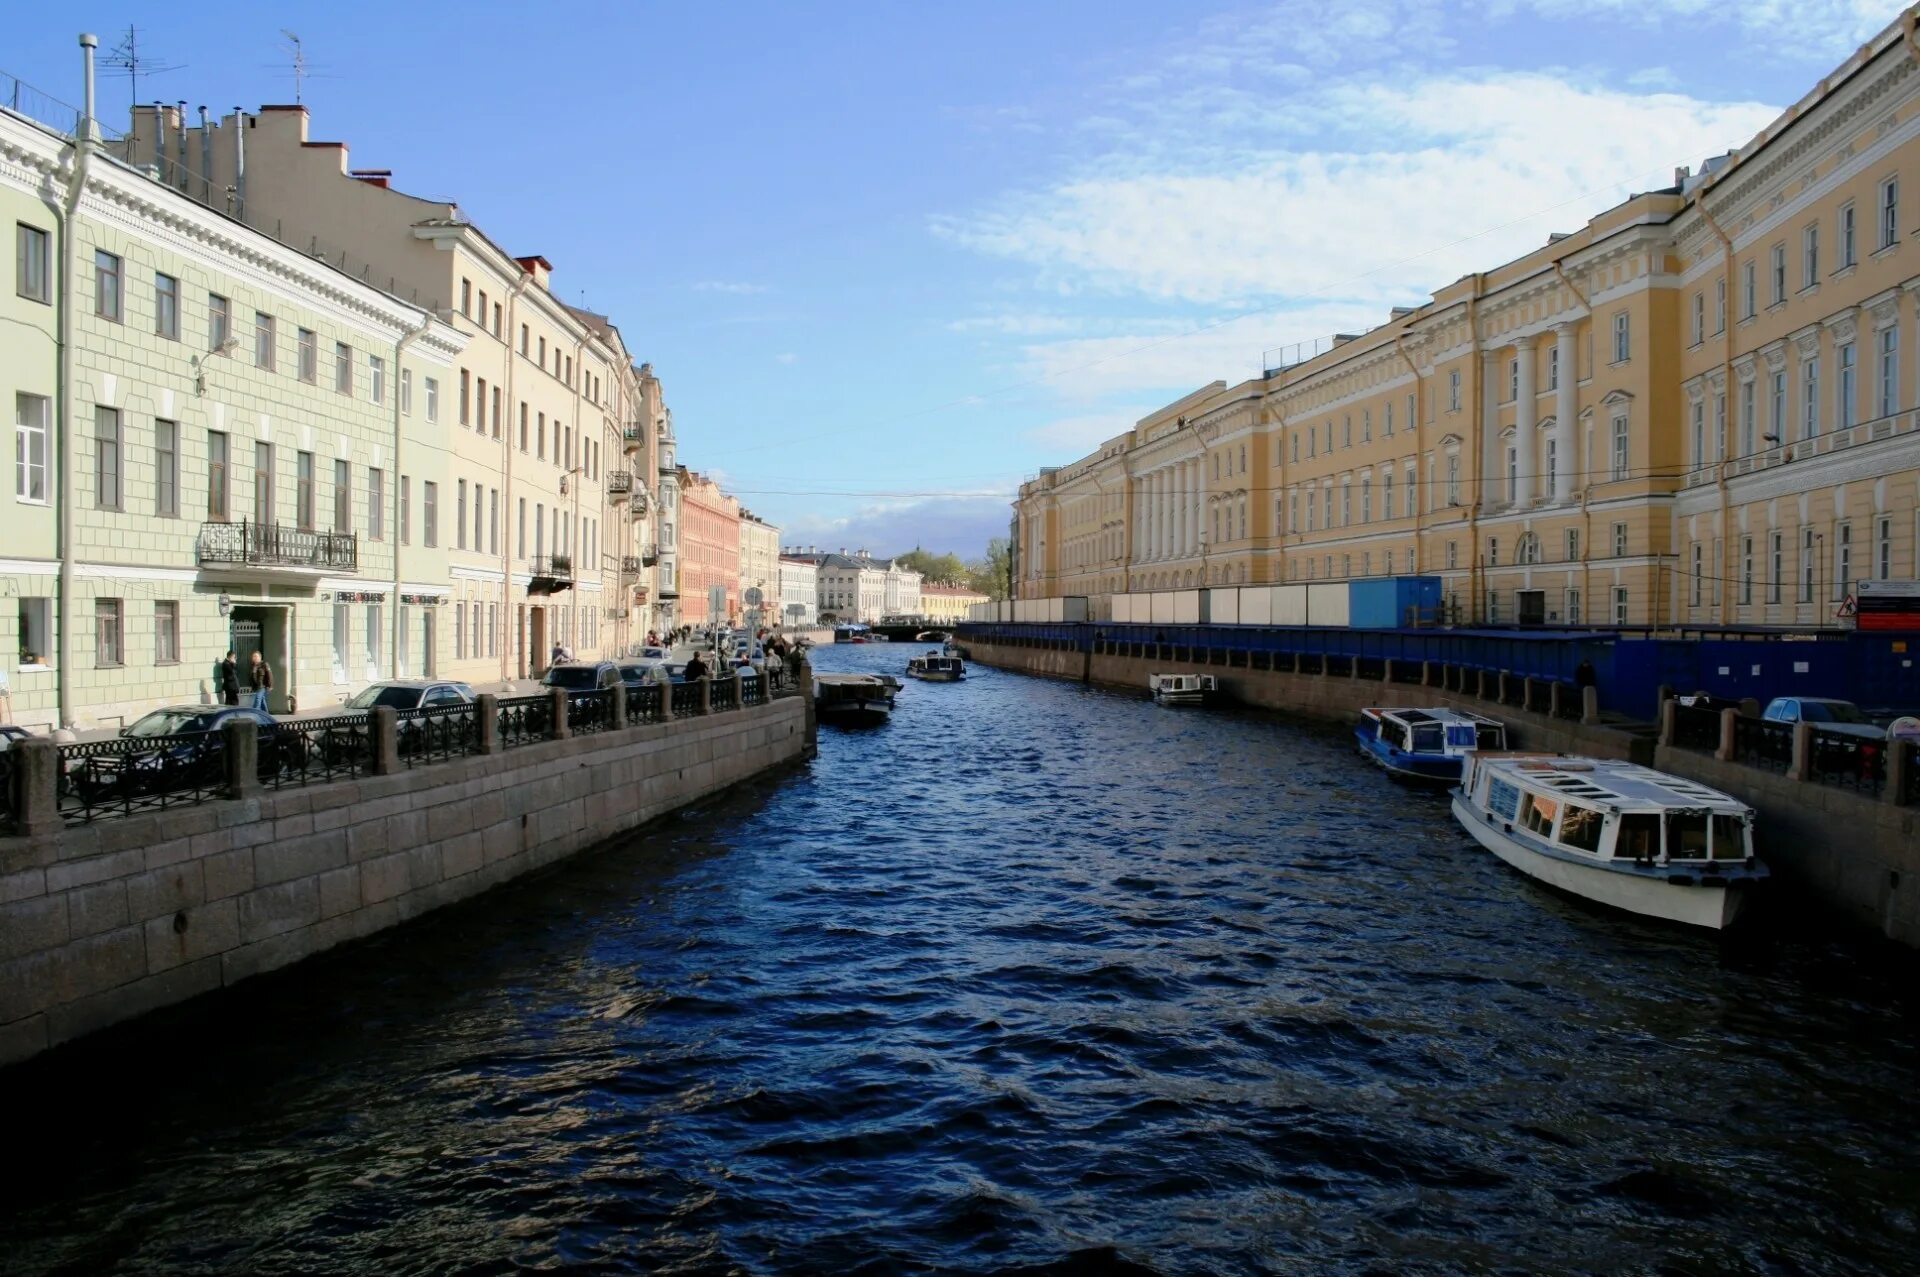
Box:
(281, 30, 309, 105)
(100, 25, 185, 115)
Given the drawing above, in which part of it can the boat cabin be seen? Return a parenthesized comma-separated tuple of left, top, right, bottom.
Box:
(1464, 755, 1755, 866)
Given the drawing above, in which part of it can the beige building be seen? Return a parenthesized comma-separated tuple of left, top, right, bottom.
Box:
(1016, 10, 1920, 630)
(2, 90, 465, 731)
(738, 511, 781, 629)
(119, 103, 671, 677)
(920, 584, 989, 625)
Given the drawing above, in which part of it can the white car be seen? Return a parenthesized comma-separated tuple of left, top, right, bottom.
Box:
(1760, 697, 1886, 741)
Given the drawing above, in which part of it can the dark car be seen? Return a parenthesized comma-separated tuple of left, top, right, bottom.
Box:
(65, 705, 292, 800)
(324, 680, 479, 762)
(338, 680, 476, 711)
(542, 662, 621, 692)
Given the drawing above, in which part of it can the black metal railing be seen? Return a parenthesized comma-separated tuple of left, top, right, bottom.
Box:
(626, 685, 663, 726)
(567, 690, 614, 735)
(498, 695, 552, 748)
(670, 681, 701, 719)
(620, 555, 642, 575)
(1809, 729, 1885, 795)
(1672, 705, 1721, 751)
(741, 673, 767, 707)
(1552, 682, 1583, 720)
(267, 713, 372, 789)
(196, 520, 357, 571)
(1732, 716, 1793, 772)
(57, 733, 225, 824)
(529, 554, 573, 580)
(710, 678, 739, 712)
(0, 741, 16, 833)
(397, 704, 481, 766)
(608, 471, 633, 496)
(623, 425, 644, 448)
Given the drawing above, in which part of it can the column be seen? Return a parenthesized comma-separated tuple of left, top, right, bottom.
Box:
(1189, 460, 1201, 555)
(1180, 462, 1193, 557)
(1553, 323, 1577, 502)
(1161, 468, 1173, 561)
(1148, 470, 1162, 561)
(1514, 334, 1537, 507)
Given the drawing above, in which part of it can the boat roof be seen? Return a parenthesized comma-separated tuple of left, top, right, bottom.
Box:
(1365, 706, 1503, 727)
(1476, 754, 1749, 812)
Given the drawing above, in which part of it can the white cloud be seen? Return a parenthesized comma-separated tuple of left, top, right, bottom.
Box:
(1026, 406, 1157, 454)
(692, 280, 769, 295)
(774, 352, 798, 365)
(1502, 0, 1905, 61)
(780, 495, 1014, 559)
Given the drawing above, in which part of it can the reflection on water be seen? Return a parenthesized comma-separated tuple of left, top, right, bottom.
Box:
(2, 642, 1917, 1275)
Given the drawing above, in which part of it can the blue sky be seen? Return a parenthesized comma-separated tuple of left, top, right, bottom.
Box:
(6, 1, 1910, 557)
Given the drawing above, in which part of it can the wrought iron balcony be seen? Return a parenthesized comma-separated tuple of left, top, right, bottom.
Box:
(622, 425, 643, 452)
(628, 490, 649, 517)
(607, 471, 632, 496)
(197, 520, 357, 572)
(528, 553, 574, 596)
(620, 555, 643, 576)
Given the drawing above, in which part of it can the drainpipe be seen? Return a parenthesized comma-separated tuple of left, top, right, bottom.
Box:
(390, 312, 432, 681)
(1697, 194, 1737, 626)
(501, 273, 528, 681)
(54, 34, 99, 730)
(1392, 332, 1423, 574)
(232, 105, 245, 222)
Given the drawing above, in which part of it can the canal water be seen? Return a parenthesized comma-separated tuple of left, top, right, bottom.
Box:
(3, 643, 1918, 1275)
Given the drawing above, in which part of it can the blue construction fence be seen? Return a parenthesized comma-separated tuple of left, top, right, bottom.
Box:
(956, 622, 1920, 722)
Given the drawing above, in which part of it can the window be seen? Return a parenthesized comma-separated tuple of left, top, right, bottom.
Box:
(1771, 370, 1787, 447)
(208, 293, 230, 350)
(1838, 341, 1856, 428)
(1836, 523, 1852, 599)
(1771, 244, 1786, 304)
(369, 355, 386, 406)
(538, 335, 547, 365)
(208, 430, 229, 519)
(332, 604, 350, 679)
(296, 451, 315, 530)
(1546, 437, 1557, 498)
(154, 272, 179, 339)
(423, 480, 438, 546)
(1801, 528, 1816, 602)
(255, 312, 276, 370)
(16, 223, 49, 302)
(297, 328, 317, 382)
(253, 442, 274, 526)
(493, 302, 502, 336)
(400, 368, 412, 415)
(1882, 177, 1901, 249)
(369, 467, 384, 541)
(1506, 447, 1518, 503)
(1740, 379, 1756, 455)
(94, 598, 123, 667)
(334, 458, 351, 533)
(1803, 224, 1819, 288)
(537, 412, 546, 459)
(18, 597, 51, 665)
(519, 403, 529, 452)
(1692, 292, 1705, 345)
(95, 250, 121, 320)
(520, 324, 529, 355)
(1489, 537, 1500, 567)
(1546, 346, 1559, 391)
(1612, 312, 1630, 362)
(1714, 393, 1726, 461)
(1343, 417, 1352, 448)
(489, 488, 499, 555)
(1770, 531, 1784, 604)
(1841, 203, 1857, 267)
(1613, 588, 1628, 626)
(1445, 454, 1460, 505)
(425, 376, 439, 422)
(478, 289, 488, 327)
(1691, 543, 1703, 605)
(1741, 536, 1754, 605)
(1509, 358, 1519, 401)
(1877, 515, 1892, 579)
(334, 342, 353, 394)
(1448, 370, 1461, 412)
(1691, 399, 1705, 466)
(1566, 528, 1580, 561)
(94, 407, 121, 509)
(1383, 472, 1394, 519)
(1879, 326, 1899, 418)
(367, 604, 383, 677)
(457, 480, 468, 550)
(400, 475, 411, 544)
(491, 386, 502, 439)
(1804, 356, 1821, 438)
(154, 418, 178, 517)
(1715, 278, 1726, 333)
(1613, 523, 1628, 557)
(1741, 261, 1755, 319)
(1611, 414, 1629, 481)
(1446, 541, 1458, 569)
(14, 393, 48, 502)
(476, 378, 488, 434)
(454, 599, 465, 660)
(459, 370, 471, 426)
(460, 278, 472, 315)
(154, 601, 178, 664)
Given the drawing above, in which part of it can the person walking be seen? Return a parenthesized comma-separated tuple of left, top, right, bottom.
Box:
(683, 650, 710, 682)
(249, 651, 273, 712)
(1574, 658, 1597, 692)
(219, 650, 241, 706)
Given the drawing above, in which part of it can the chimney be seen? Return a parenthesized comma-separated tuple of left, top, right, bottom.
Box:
(151, 102, 164, 179)
(175, 101, 187, 191)
(198, 106, 212, 203)
(233, 107, 246, 220)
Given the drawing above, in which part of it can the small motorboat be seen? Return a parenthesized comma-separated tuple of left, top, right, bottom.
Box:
(1149, 673, 1218, 707)
(914, 630, 953, 644)
(1355, 706, 1506, 783)
(906, 653, 966, 682)
(1451, 753, 1768, 929)
(814, 673, 900, 722)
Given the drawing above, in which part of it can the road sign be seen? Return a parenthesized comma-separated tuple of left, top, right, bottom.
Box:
(745, 587, 763, 606)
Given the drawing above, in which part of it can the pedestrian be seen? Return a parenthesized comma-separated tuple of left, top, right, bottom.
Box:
(220, 650, 241, 706)
(249, 650, 273, 712)
(1574, 658, 1597, 691)
(551, 641, 567, 668)
(684, 650, 710, 682)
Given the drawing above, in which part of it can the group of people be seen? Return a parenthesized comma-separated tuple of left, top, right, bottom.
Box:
(218, 650, 273, 710)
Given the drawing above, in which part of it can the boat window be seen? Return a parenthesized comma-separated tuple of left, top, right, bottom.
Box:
(1412, 725, 1444, 752)
(1558, 804, 1604, 852)
(1711, 814, 1747, 860)
(1616, 813, 1661, 861)
(1486, 777, 1521, 820)
(1387, 722, 1409, 750)
(1475, 724, 1506, 749)
(1521, 794, 1558, 836)
(1445, 724, 1476, 749)
(1666, 811, 1710, 860)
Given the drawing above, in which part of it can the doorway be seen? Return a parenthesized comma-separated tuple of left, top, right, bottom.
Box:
(1516, 589, 1546, 627)
(229, 604, 291, 713)
(421, 607, 437, 678)
(529, 605, 547, 677)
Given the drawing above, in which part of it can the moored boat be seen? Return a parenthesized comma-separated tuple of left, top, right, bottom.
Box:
(1355, 706, 1506, 783)
(814, 673, 900, 722)
(1451, 753, 1768, 929)
(906, 653, 966, 681)
(1149, 673, 1218, 707)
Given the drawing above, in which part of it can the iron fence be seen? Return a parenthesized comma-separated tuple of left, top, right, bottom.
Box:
(711, 678, 740, 711)
(568, 690, 615, 735)
(1552, 683, 1582, 720)
(1732, 716, 1793, 772)
(499, 695, 552, 748)
(196, 520, 358, 571)
(397, 705, 481, 766)
(0, 741, 15, 833)
(57, 732, 225, 825)
(1672, 705, 1721, 751)
(741, 672, 767, 707)
(267, 714, 372, 789)
(670, 681, 701, 719)
(1808, 729, 1885, 795)
(626, 685, 663, 726)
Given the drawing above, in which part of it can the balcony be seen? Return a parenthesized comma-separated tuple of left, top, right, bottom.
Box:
(620, 555, 642, 576)
(196, 521, 357, 573)
(528, 554, 574, 596)
(607, 471, 633, 497)
(628, 489, 649, 518)
(622, 425, 643, 453)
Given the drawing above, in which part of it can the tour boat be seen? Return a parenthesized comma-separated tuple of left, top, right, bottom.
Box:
(1355, 706, 1507, 783)
(1451, 753, 1768, 930)
(1149, 673, 1219, 707)
(814, 673, 900, 722)
(906, 653, 966, 682)
(833, 624, 869, 644)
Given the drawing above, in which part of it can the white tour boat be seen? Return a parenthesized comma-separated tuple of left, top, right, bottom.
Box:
(906, 653, 966, 682)
(1452, 753, 1768, 929)
(1355, 706, 1506, 783)
(1149, 673, 1219, 707)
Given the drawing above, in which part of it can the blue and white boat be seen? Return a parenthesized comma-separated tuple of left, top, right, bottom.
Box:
(1452, 754, 1768, 929)
(1355, 706, 1506, 782)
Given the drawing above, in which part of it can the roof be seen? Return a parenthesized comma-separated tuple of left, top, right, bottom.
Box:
(1479, 756, 1748, 812)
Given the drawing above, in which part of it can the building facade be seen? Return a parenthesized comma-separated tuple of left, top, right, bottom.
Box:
(1014, 11, 1920, 631)
(677, 469, 740, 628)
(781, 549, 920, 623)
(778, 556, 819, 627)
(738, 512, 781, 629)
(919, 584, 989, 625)
(2, 97, 465, 732)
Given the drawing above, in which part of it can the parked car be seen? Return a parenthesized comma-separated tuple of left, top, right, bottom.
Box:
(336, 679, 476, 711)
(65, 705, 292, 800)
(0, 724, 30, 749)
(617, 661, 678, 690)
(1760, 697, 1887, 740)
(542, 661, 621, 692)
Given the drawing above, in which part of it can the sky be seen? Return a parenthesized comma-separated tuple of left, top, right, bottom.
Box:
(5, 1, 1912, 558)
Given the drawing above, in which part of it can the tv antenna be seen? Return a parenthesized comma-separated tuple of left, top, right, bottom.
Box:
(99, 26, 185, 114)
(281, 30, 309, 105)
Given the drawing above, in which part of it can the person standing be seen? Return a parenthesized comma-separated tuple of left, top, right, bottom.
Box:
(683, 650, 710, 682)
(220, 650, 241, 706)
(1574, 658, 1597, 692)
(249, 651, 273, 712)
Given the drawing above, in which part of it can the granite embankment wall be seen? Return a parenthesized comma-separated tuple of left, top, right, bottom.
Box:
(0, 696, 808, 1067)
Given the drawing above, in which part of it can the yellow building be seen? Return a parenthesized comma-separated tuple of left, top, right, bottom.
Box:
(1016, 9, 1920, 631)
(919, 584, 990, 626)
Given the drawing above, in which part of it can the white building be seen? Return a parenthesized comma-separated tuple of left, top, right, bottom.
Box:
(781, 547, 924, 623)
(777, 556, 819, 627)
(738, 512, 780, 628)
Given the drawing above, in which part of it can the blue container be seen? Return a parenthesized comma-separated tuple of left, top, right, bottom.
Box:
(1347, 576, 1443, 629)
